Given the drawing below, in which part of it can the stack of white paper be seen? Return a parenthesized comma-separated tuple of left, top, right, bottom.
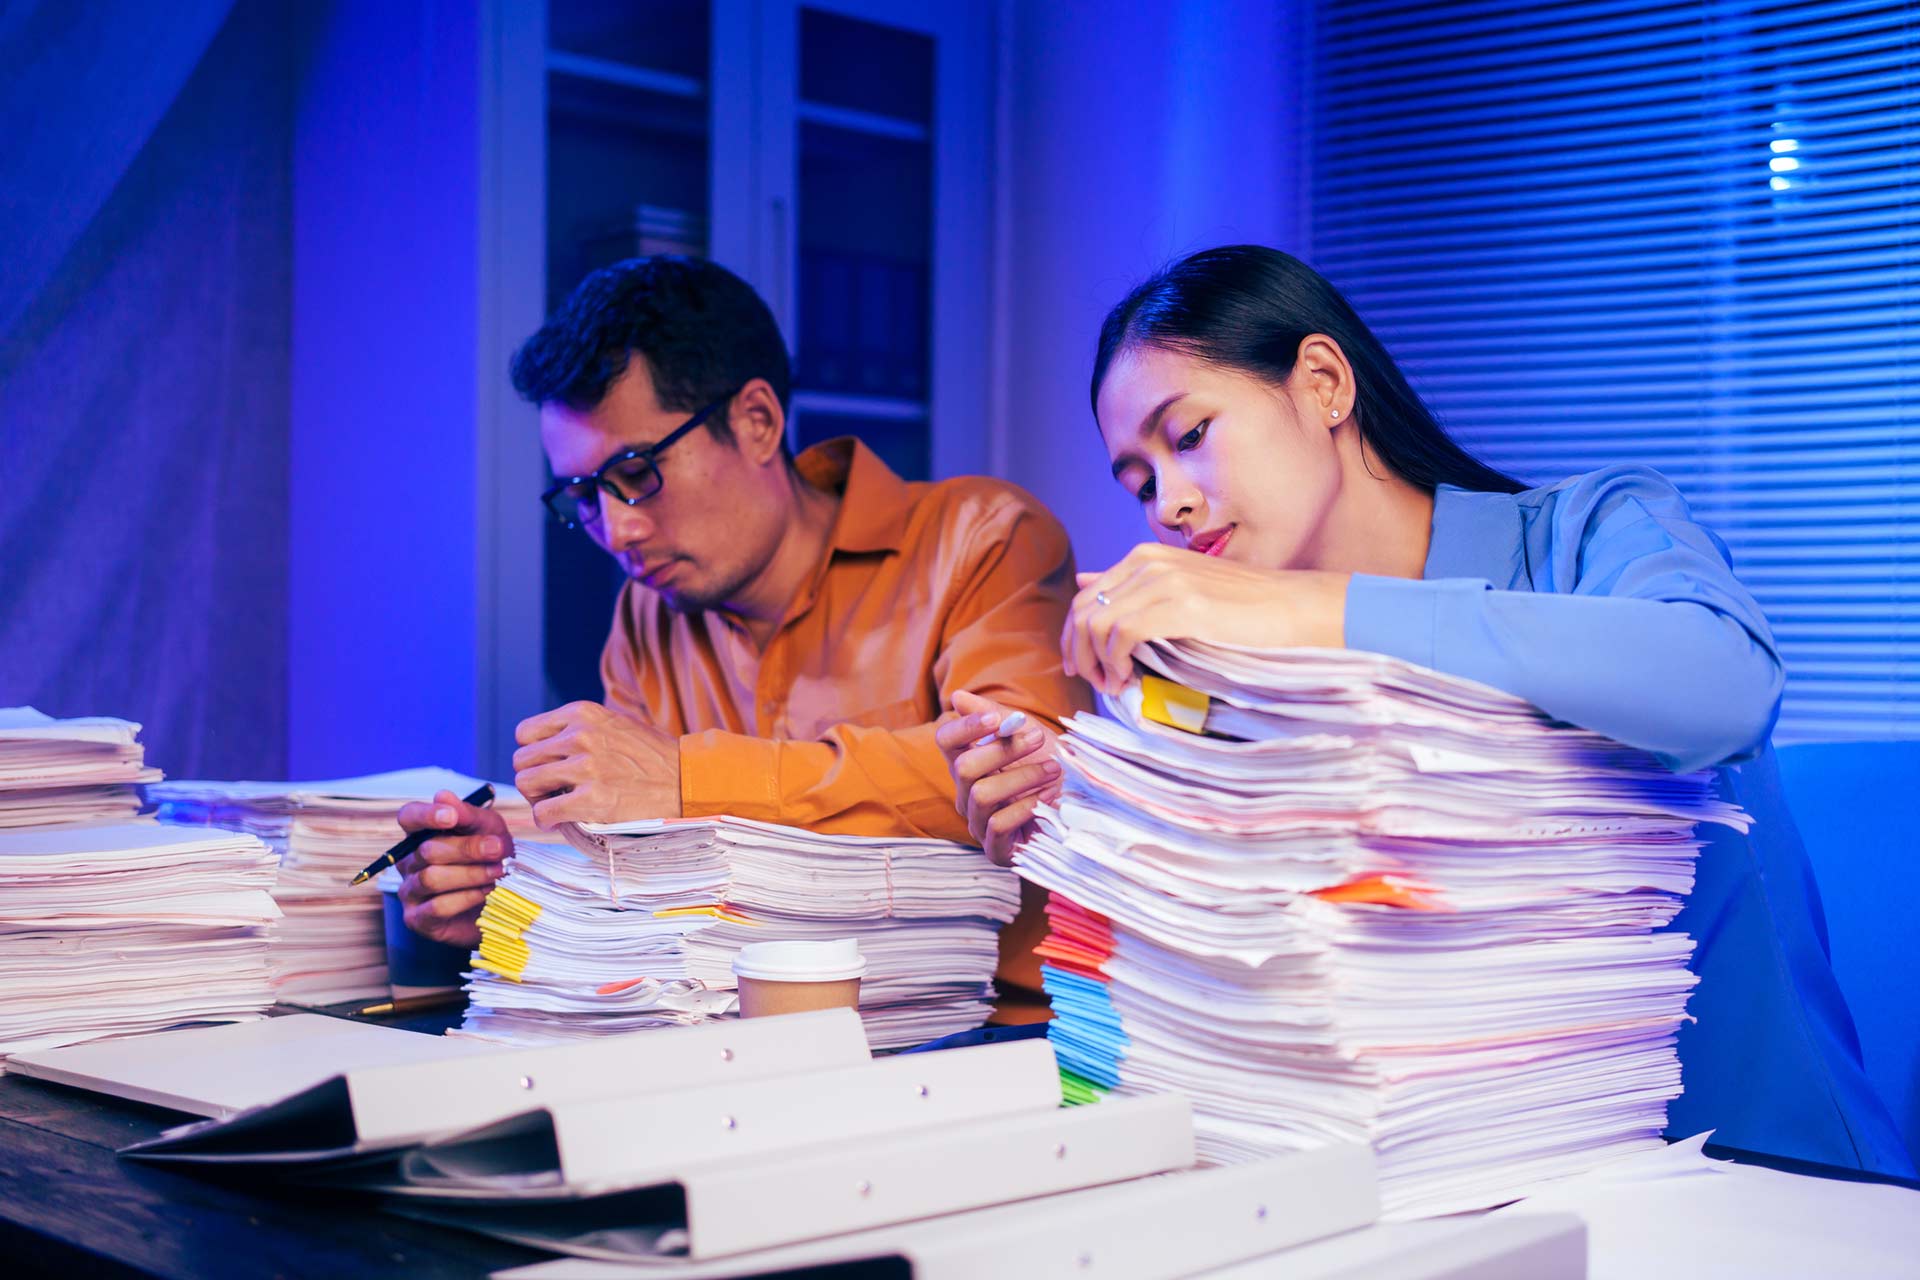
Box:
(0, 707, 162, 828)
(459, 818, 1021, 1049)
(1019, 640, 1748, 1219)
(153, 768, 536, 1006)
(0, 821, 278, 1062)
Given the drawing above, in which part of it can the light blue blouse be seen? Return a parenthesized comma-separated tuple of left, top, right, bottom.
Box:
(1344, 464, 1913, 1176)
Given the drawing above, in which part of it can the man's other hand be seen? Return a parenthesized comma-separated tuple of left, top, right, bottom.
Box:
(513, 701, 683, 828)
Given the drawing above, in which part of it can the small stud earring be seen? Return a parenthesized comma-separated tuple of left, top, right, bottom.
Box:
(1330, 409, 1341, 419)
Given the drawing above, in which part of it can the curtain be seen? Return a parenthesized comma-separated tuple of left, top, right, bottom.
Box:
(0, 0, 292, 778)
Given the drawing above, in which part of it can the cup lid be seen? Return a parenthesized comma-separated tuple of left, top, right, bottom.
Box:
(731, 938, 867, 983)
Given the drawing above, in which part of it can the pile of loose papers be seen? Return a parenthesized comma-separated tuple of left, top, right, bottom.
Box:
(1018, 639, 1749, 1219)
(154, 768, 536, 1006)
(0, 822, 278, 1062)
(459, 818, 1022, 1049)
(0, 707, 161, 828)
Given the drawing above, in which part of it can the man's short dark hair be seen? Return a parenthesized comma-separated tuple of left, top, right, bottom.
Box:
(510, 256, 792, 448)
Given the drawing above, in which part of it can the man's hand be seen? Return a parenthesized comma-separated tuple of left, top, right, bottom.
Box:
(395, 789, 512, 949)
(513, 701, 683, 828)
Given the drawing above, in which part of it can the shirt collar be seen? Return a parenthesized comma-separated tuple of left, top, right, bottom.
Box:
(795, 436, 914, 555)
(1425, 483, 1528, 587)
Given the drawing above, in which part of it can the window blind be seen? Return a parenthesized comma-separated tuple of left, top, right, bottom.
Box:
(1313, 0, 1918, 743)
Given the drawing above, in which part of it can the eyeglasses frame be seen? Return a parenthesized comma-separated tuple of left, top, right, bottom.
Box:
(539, 391, 738, 530)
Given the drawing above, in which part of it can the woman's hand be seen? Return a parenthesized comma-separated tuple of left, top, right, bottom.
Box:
(933, 690, 1063, 867)
(1062, 544, 1351, 695)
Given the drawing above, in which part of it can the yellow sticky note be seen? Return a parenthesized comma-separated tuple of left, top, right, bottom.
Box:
(1140, 675, 1211, 734)
(477, 933, 531, 970)
(480, 885, 542, 931)
(473, 955, 525, 982)
(653, 905, 756, 926)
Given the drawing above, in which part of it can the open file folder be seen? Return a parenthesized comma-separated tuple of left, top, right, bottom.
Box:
(8, 1014, 496, 1117)
(491, 1146, 1384, 1280)
(381, 1038, 1064, 1199)
(121, 1009, 869, 1165)
(395, 1094, 1197, 1262)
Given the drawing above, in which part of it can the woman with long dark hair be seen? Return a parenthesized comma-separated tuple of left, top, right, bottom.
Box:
(937, 245, 1911, 1176)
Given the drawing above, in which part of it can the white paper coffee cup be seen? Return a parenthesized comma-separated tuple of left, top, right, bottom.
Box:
(732, 939, 866, 1018)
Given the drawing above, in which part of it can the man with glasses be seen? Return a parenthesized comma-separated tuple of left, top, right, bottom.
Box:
(393, 256, 1086, 1017)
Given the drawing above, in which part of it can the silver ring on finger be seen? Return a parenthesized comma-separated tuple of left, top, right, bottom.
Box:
(1095, 591, 1111, 606)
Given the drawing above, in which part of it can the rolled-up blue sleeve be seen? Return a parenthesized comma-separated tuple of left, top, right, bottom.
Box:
(1344, 468, 1784, 773)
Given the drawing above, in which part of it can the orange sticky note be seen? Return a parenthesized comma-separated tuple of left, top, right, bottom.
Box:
(1310, 875, 1447, 911)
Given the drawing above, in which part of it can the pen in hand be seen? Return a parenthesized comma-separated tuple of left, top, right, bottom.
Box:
(972, 709, 1029, 748)
(348, 783, 497, 887)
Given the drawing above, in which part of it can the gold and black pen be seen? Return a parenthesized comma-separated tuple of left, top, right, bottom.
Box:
(347, 991, 469, 1018)
(347, 782, 496, 887)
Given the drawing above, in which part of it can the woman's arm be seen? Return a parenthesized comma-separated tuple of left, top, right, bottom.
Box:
(1345, 468, 1784, 773)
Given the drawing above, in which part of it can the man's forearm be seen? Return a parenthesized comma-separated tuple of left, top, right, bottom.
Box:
(677, 725, 972, 841)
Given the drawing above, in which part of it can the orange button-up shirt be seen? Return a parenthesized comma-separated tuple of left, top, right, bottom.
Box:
(599, 437, 1092, 1004)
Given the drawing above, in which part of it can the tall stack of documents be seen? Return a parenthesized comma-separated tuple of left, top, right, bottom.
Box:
(1018, 640, 1749, 1218)
(0, 707, 161, 828)
(0, 822, 278, 1062)
(460, 818, 1022, 1049)
(154, 768, 536, 1005)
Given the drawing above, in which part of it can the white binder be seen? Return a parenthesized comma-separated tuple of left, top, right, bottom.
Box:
(8, 1015, 496, 1118)
(1199, 1212, 1588, 1279)
(390, 1037, 1064, 1198)
(399, 1093, 1195, 1262)
(121, 1009, 869, 1165)
(493, 1142, 1381, 1280)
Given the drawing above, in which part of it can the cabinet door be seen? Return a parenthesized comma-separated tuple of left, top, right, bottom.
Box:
(728, 0, 994, 483)
(528, 0, 994, 717)
(542, 0, 718, 709)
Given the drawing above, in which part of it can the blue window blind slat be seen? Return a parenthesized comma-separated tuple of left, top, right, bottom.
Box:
(1356, 303, 1914, 342)
(1324, 117, 1920, 185)
(1392, 327, 1917, 361)
(1410, 348, 1919, 382)
(1317, 1, 1918, 743)
(1317, 191, 1917, 255)
(1323, 39, 1912, 115)
(1425, 413, 1909, 438)
(1336, 219, 1915, 276)
(1323, 58, 1915, 140)
(1322, 165, 1909, 227)
(1324, 8, 1907, 79)
(1347, 256, 1920, 308)
(1328, 0, 1906, 40)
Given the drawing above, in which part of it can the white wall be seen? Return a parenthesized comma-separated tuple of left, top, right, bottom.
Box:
(994, 0, 1309, 572)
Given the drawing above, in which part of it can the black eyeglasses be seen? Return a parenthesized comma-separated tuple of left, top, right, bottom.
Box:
(540, 392, 737, 530)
